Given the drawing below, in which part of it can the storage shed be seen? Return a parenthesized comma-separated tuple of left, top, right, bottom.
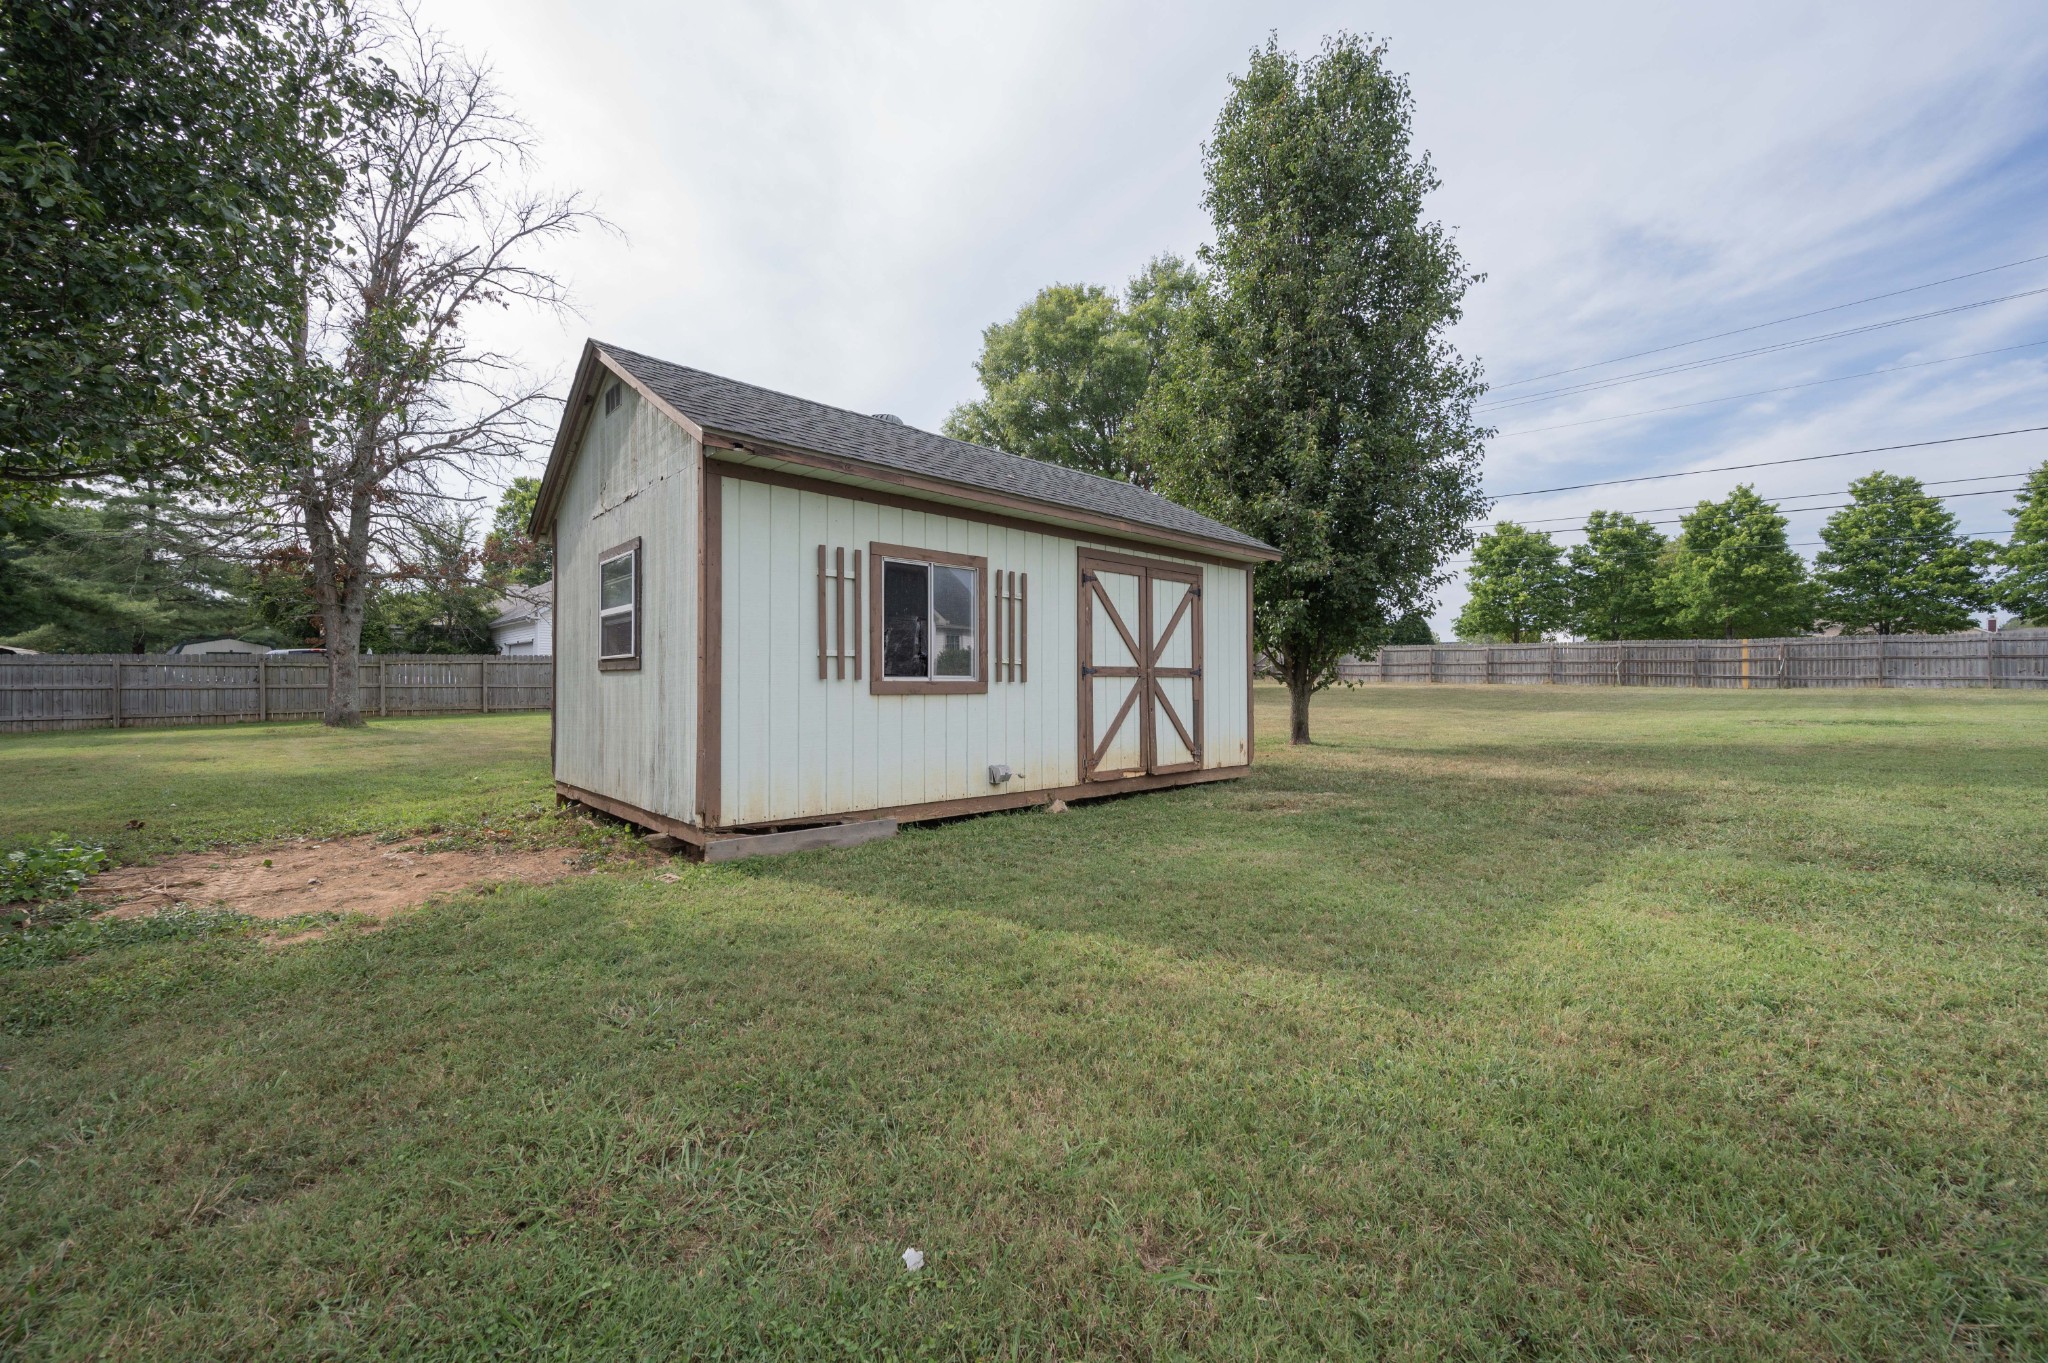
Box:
(530, 340, 1279, 855)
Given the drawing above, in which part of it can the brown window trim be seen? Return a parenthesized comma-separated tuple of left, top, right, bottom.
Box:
(598, 536, 642, 672)
(867, 541, 988, 695)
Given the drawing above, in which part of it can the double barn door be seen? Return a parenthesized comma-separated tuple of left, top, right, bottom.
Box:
(1078, 551, 1203, 780)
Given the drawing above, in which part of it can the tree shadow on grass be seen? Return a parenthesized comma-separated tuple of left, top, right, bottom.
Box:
(744, 752, 1702, 1015)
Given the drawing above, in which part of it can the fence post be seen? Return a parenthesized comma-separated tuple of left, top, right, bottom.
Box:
(1550, 643, 1559, 684)
(380, 657, 389, 717)
(1615, 644, 1624, 687)
(1485, 647, 1495, 684)
(1693, 643, 1703, 688)
(479, 657, 490, 714)
(108, 659, 122, 728)
(1986, 632, 1997, 689)
(257, 656, 268, 722)
(1876, 634, 1887, 688)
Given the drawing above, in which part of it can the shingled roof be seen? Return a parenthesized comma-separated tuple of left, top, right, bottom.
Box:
(590, 342, 1276, 560)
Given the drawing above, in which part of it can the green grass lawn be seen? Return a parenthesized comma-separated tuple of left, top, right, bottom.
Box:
(4, 687, 2045, 1360)
(0, 713, 558, 862)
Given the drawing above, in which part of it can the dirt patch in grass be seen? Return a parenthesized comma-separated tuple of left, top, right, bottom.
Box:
(81, 835, 594, 924)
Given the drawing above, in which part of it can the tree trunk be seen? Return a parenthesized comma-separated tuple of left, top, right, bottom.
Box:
(324, 628, 363, 727)
(1283, 651, 1314, 745)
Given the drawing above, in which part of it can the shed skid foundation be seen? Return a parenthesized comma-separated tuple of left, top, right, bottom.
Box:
(554, 764, 1248, 863)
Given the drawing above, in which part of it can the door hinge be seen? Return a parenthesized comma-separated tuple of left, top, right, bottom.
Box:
(1080, 665, 1096, 677)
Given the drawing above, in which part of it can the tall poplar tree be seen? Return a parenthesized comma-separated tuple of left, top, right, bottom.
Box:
(1815, 472, 1991, 634)
(1139, 35, 1488, 743)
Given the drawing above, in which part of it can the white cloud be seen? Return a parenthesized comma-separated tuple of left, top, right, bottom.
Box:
(415, 0, 2048, 632)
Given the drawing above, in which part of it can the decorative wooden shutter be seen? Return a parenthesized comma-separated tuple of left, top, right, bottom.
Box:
(816, 546, 861, 680)
(992, 570, 1028, 682)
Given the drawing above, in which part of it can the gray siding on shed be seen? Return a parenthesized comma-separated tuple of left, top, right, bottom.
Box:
(552, 382, 699, 823)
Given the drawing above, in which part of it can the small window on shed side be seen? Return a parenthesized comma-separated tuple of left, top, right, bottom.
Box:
(598, 539, 640, 671)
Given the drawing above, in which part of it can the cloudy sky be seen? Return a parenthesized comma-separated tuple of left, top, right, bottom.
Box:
(425, 0, 2048, 632)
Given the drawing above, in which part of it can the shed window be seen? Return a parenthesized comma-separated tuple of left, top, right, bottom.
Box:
(598, 540, 640, 669)
(870, 544, 986, 693)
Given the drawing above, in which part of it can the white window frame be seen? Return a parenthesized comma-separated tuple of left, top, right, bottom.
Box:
(598, 538, 640, 671)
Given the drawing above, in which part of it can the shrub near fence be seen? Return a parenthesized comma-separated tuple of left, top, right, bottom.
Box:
(1338, 630, 2048, 690)
(0, 654, 553, 732)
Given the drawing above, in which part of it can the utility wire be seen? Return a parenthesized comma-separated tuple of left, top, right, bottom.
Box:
(1505, 469, 2038, 527)
(1487, 250, 2048, 392)
(1438, 525, 2015, 570)
(1486, 424, 2048, 499)
(1492, 339, 2048, 439)
(1475, 285, 2048, 413)
(1484, 484, 2027, 533)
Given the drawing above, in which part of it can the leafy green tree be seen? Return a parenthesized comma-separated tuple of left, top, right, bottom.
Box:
(1138, 35, 1488, 743)
(0, 489, 260, 652)
(944, 255, 1199, 487)
(1, 0, 365, 492)
(1568, 511, 1673, 640)
(1996, 462, 2048, 624)
(363, 514, 496, 654)
(484, 476, 551, 586)
(1455, 523, 1571, 642)
(1659, 485, 1815, 639)
(1815, 472, 1993, 634)
(1388, 611, 1435, 645)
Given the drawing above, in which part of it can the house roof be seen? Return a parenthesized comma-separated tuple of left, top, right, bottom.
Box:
(490, 582, 551, 629)
(536, 341, 1277, 562)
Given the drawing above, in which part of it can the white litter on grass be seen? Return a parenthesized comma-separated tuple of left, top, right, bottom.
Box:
(901, 1247, 925, 1273)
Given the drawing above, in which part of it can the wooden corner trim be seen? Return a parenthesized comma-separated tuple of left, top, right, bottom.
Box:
(594, 349, 708, 445)
(697, 465, 724, 826)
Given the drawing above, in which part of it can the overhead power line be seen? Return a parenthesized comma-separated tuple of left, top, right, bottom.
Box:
(1485, 424, 2048, 499)
(1475, 285, 2048, 413)
(1505, 469, 2039, 527)
(1488, 250, 2048, 392)
(1485, 483, 2029, 534)
(1437, 524, 2015, 571)
(1492, 339, 2048, 439)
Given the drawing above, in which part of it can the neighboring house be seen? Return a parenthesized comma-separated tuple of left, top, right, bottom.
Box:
(490, 582, 554, 656)
(170, 638, 270, 656)
(530, 339, 1280, 848)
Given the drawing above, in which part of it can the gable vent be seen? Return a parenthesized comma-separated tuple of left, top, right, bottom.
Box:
(604, 383, 623, 415)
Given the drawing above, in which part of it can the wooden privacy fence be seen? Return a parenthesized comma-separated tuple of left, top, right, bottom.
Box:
(1338, 630, 2048, 690)
(0, 654, 553, 732)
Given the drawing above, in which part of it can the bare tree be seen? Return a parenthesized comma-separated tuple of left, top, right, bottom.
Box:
(273, 12, 599, 724)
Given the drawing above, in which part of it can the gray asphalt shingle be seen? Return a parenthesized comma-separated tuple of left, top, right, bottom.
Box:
(596, 342, 1274, 557)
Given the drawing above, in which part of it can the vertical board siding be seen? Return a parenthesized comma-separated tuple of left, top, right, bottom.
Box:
(718, 476, 1251, 827)
(551, 383, 699, 822)
(0, 654, 550, 731)
(1336, 631, 2048, 689)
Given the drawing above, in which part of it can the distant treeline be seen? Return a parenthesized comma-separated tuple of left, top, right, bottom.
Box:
(1455, 469, 2048, 642)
